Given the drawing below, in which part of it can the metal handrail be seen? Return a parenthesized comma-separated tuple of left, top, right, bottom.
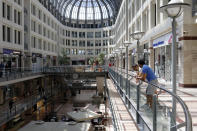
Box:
(105, 80, 120, 131)
(108, 67, 192, 131)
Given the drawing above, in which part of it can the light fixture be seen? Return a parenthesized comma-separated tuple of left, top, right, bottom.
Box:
(160, 0, 190, 18)
(130, 30, 145, 40)
(124, 41, 131, 47)
(119, 45, 125, 50)
(160, 1, 190, 129)
(114, 49, 119, 53)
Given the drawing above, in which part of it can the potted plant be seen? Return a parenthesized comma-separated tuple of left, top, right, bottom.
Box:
(88, 57, 95, 71)
(58, 50, 70, 66)
(97, 53, 105, 72)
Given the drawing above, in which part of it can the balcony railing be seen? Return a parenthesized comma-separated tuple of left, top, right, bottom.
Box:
(108, 67, 192, 131)
(43, 65, 108, 73)
(0, 67, 43, 83)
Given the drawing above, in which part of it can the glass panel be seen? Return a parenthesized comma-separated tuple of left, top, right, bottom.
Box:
(61, 0, 114, 21)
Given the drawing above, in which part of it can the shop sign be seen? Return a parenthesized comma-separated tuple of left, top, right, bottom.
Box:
(153, 33, 172, 48)
(3, 49, 13, 54)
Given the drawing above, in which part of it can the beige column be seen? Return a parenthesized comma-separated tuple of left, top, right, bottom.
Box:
(149, 40, 154, 69)
(178, 0, 197, 87)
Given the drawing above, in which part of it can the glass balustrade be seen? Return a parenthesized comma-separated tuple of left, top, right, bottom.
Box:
(108, 67, 192, 131)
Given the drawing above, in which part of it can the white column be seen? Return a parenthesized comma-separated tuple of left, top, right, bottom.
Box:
(148, 3, 154, 30)
(149, 40, 154, 69)
(156, 0, 160, 25)
(141, 14, 144, 32)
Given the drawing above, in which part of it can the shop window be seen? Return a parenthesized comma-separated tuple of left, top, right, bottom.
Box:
(66, 49, 70, 55)
(48, 30, 50, 38)
(14, 30, 17, 44)
(95, 49, 101, 55)
(18, 31, 21, 45)
(87, 32, 93, 38)
(3, 25, 6, 41)
(38, 10, 42, 20)
(72, 40, 77, 46)
(18, 11, 21, 25)
(72, 31, 77, 38)
(31, 4, 36, 16)
(63, 39, 65, 45)
(32, 56, 36, 63)
(2, 2, 6, 18)
(95, 32, 101, 38)
(48, 43, 50, 51)
(43, 14, 46, 23)
(43, 41, 46, 50)
(66, 40, 70, 46)
(87, 49, 93, 55)
(7, 5, 11, 20)
(18, 0, 21, 5)
(38, 39, 42, 49)
(67, 31, 70, 37)
(14, 9, 17, 23)
(79, 41, 85, 47)
(95, 40, 101, 47)
(79, 32, 85, 38)
(7, 27, 11, 42)
(71, 49, 77, 55)
(38, 24, 42, 34)
(34, 37, 36, 48)
(47, 17, 50, 26)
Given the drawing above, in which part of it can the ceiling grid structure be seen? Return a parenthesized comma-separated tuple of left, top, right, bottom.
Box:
(39, 0, 122, 28)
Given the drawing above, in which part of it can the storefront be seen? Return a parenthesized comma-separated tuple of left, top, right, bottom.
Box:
(2, 48, 22, 69)
(153, 33, 172, 81)
(32, 53, 42, 71)
(53, 56, 57, 66)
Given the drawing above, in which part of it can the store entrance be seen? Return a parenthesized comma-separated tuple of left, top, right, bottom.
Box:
(154, 45, 171, 81)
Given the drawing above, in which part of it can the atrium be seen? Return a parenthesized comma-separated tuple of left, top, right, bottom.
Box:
(0, 0, 196, 131)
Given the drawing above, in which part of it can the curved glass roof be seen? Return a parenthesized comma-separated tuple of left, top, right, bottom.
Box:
(39, 0, 122, 28)
(62, 0, 113, 20)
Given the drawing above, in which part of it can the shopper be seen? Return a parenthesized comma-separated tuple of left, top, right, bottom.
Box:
(9, 98, 14, 113)
(0, 62, 4, 77)
(136, 59, 158, 109)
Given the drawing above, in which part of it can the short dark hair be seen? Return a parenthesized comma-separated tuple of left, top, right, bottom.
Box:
(138, 59, 145, 65)
(132, 64, 138, 67)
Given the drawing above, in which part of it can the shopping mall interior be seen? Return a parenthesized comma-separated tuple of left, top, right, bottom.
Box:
(0, 0, 196, 131)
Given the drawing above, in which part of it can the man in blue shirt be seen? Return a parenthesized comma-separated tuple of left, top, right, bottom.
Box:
(136, 59, 158, 108)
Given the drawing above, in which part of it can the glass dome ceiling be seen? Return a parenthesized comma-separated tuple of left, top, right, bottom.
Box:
(63, 0, 113, 20)
(39, 0, 122, 28)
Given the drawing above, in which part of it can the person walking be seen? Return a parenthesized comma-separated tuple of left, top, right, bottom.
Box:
(9, 98, 14, 113)
(136, 59, 158, 109)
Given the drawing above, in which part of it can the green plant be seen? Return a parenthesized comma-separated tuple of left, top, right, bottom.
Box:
(88, 57, 95, 65)
(58, 50, 70, 65)
(97, 53, 105, 65)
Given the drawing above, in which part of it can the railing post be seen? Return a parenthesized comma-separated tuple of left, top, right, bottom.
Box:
(128, 79, 131, 109)
(153, 94, 157, 131)
(136, 83, 140, 124)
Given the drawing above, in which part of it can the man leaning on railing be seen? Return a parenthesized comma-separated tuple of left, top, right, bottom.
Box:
(135, 59, 158, 109)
